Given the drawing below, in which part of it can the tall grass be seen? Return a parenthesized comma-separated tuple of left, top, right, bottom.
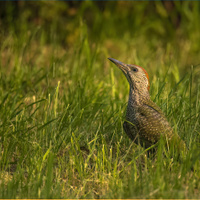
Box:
(0, 1, 200, 198)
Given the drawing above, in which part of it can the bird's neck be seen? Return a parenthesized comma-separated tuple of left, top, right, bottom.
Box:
(126, 87, 150, 120)
(128, 87, 150, 107)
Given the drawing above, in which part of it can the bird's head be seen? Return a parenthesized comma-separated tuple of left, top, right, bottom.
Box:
(108, 58, 150, 93)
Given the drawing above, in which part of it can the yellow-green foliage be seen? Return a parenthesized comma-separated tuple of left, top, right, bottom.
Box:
(0, 1, 199, 198)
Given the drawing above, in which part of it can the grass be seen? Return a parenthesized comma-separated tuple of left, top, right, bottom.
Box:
(0, 1, 200, 198)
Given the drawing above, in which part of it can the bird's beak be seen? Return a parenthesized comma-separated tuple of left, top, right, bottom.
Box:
(108, 58, 129, 75)
(108, 57, 136, 87)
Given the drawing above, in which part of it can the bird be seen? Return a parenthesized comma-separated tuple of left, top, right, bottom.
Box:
(108, 57, 186, 151)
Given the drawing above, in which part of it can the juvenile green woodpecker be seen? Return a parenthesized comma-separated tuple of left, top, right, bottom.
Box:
(108, 58, 186, 150)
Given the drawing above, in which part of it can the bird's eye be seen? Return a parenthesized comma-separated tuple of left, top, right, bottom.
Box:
(133, 68, 138, 72)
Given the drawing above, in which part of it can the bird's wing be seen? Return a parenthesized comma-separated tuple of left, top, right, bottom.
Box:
(138, 103, 187, 152)
(143, 99, 165, 116)
(137, 100, 173, 142)
(138, 100, 187, 151)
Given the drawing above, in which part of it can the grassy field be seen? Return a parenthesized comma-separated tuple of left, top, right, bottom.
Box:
(0, 1, 200, 198)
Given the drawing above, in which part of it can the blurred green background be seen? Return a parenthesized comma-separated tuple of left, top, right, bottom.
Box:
(1, 1, 199, 66)
(0, 1, 200, 199)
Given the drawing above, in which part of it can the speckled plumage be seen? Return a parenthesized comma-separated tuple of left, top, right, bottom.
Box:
(108, 58, 185, 149)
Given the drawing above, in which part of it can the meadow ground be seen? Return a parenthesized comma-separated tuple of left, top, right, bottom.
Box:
(0, 1, 200, 198)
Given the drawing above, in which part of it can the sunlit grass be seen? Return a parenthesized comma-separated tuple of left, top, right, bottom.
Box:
(0, 1, 200, 198)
